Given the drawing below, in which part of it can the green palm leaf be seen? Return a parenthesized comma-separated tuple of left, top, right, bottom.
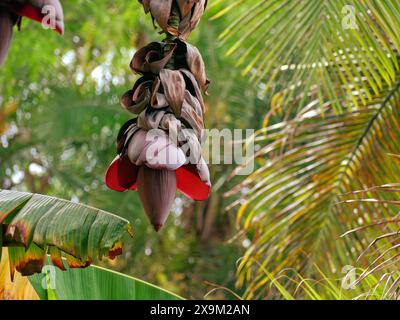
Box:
(339, 179, 400, 299)
(0, 189, 133, 279)
(214, 0, 400, 112)
(227, 78, 400, 298)
(216, 0, 400, 299)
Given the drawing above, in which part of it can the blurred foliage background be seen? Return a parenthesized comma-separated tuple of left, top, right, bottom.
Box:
(2, 0, 400, 300)
(0, 0, 261, 299)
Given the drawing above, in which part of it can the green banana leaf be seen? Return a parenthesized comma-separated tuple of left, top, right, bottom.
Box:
(0, 189, 133, 279)
(29, 262, 183, 300)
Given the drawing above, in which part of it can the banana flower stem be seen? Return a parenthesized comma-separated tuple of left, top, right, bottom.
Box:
(164, 3, 180, 69)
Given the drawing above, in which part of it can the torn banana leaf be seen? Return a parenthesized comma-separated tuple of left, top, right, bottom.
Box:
(0, 248, 39, 300)
(0, 189, 133, 278)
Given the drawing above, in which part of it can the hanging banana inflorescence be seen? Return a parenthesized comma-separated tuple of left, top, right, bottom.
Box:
(0, 0, 64, 66)
(106, 0, 210, 232)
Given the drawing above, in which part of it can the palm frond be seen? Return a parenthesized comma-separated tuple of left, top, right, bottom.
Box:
(227, 78, 400, 298)
(215, 0, 400, 112)
(339, 180, 400, 298)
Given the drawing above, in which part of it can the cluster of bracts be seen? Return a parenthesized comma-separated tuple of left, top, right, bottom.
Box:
(105, 0, 211, 231)
(0, 0, 210, 232)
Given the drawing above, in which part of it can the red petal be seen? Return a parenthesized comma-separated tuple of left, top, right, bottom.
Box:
(105, 155, 138, 192)
(17, 4, 42, 23)
(176, 164, 210, 201)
